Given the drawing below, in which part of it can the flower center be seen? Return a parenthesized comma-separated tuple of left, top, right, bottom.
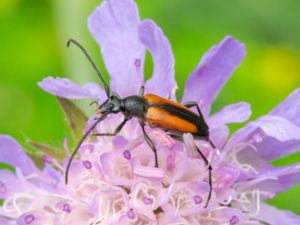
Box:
(193, 195, 202, 205)
(83, 160, 92, 169)
(123, 150, 131, 160)
(230, 215, 240, 225)
(24, 214, 35, 224)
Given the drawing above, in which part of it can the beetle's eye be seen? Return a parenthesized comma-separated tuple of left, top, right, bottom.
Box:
(110, 92, 120, 100)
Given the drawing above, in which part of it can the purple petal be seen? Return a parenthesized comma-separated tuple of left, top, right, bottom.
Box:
(38, 77, 105, 99)
(225, 115, 300, 160)
(253, 137, 300, 162)
(214, 166, 240, 192)
(209, 125, 229, 149)
(0, 135, 38, 175)
(0, 169, 19, 199)
(133, 165, 165, 179)
(208, 102, 251, 128)
(255, 203, 300, 225)
(182, 36, 246, 115)
(16, 211, 51, 225)
(99, 151, 133, 186)
(0, 217, 13, 225)
(244, 115, 300, 142)
(254, 163, 300, 194)
(139, 19, 176, 97)
(271, 88, 300, 127)
(88, 0, 145, 97)
(43, 164, 61, 183)
(207, 207, 247, 225)
(112, 136, 128, 149)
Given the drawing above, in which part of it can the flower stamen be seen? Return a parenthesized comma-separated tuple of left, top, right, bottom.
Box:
(83, 160, 92, 170)
(123, 150, 131, 160)
(229, 215, 240, 225)
(24, 214, 35, 224)
(143, 196, 153, 205)
(193, 195, 203, 205)
(127, 209, 135, 219)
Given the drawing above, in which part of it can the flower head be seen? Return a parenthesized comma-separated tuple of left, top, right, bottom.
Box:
(1, 0, 300, 224)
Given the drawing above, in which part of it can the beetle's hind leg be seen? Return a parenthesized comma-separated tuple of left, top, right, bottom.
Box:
(183, 101, 205, 119)
(194, 144, 213, 208)
(169, 133, 213, 208)
(140, 122, 158, 167)
(184, 101, 215, 148)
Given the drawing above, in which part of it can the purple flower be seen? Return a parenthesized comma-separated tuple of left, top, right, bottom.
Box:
(1, 0, 300, 224)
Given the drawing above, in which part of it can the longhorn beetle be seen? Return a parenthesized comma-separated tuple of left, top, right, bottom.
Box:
(65, 39, 215, 207)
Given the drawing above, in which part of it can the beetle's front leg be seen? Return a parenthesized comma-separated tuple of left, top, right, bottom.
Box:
(93, 118, 128, 136)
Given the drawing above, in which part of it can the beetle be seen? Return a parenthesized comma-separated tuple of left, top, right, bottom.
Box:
(64, 39, 215, 207)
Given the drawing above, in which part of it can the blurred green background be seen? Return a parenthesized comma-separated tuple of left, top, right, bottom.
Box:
(1, 0, 300, 214)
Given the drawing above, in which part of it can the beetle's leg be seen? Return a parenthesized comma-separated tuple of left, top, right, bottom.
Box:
(194, 144, 213, 208)
(184, 101, 215, 148)
(140, 123, 158, 167)
(89, 100, 101, 114)
(184, 101, 206, 121)
(139, 85, 145, 96)
(168, 133, 212, 208)
(93, 118, 128, 136)
(168, 134, 182, 142)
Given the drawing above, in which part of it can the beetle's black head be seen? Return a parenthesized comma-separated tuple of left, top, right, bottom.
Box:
(98, 92, 121, 114)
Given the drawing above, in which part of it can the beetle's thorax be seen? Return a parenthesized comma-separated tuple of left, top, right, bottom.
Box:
(120, 95, 149, 119)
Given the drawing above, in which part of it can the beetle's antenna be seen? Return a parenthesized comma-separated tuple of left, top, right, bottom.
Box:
(67, 38, 110, 97)
(65, 113, 108, 184)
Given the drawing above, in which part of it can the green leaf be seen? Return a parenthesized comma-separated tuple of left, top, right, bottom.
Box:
(25, 151, 44, 169)
(27, 140, 65, 163)
(0, 162, 15, 172)
(57, 97, 88, 141)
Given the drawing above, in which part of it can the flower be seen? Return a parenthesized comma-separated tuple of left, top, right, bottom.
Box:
(1, 0, 300, 224)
